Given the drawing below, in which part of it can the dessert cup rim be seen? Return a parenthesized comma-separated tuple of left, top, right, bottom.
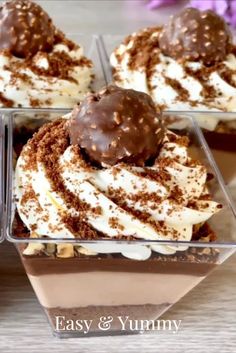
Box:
(4, 109, 236, 247)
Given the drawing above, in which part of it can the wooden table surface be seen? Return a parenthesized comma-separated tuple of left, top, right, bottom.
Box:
(1, 1, 236, 352)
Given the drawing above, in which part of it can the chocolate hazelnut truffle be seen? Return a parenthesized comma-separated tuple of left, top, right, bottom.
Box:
(159, 7, 232, 65)
(70, 85, 163, 167)
(0, 0, 55, 58)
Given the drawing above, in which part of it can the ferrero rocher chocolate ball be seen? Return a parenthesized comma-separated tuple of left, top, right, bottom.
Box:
(159, 7, 232, 65)
(0, 0, 55, 58)
(70, 86, 164, 167)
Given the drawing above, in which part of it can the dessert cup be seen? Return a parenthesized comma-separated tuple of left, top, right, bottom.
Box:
(1, 33, 105, 170)
(0, 33, 105, 110)
(99, 35, 236, 188)
(103, 7, 236, 161)
(0, 0, 101, 109)
(6, 109, 236, 338)
(105, 9, 236, 118)
(163, 112, 236, 200)
(0, 32, 106, 140)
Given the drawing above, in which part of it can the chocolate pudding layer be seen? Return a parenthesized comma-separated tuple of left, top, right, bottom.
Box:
(19, 246, 218, 277)
(17, 243, 218, 335)
(203, 128, 236, 152)
(202, 121, 236, 183)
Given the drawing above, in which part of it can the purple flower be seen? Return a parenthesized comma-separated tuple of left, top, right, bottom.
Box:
(189, 0, 236, 27)
(190, 0, 227, 13)
(146, 0, 177, 10)
(230, 0, 236, 27)
(146, 0, 236, 28)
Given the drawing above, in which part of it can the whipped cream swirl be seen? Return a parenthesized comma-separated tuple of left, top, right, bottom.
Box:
(15, 118, 221, 260)
(0, 36, 93, 108)
(110, 27, 236, 131)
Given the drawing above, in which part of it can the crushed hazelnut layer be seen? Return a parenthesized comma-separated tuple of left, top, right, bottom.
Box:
(20, 225, 218, 263)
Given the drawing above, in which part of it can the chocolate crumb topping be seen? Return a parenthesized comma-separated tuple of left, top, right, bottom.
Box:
(126, 27, 161, 71)
(0, 30, 92, 85)
(29, 51, 92, 81)
(15, 113, 221, 249)
(164, 77, 189, 102)
(0, 92, 14, 107)
(159, 7, 232, 65)
(19, 119, 100, 238)
(0, 0, 55, 58)
(70, 85, 164, 167)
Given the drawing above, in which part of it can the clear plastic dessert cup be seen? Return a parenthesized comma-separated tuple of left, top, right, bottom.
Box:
(68, 34, 106, 93)
(6, 109, 236, 338)
(98, 35, 236, 190)
(162, 112, 236, 203)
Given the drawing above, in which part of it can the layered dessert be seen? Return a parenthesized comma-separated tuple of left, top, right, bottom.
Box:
(110, 8, 236, 153)
(0, 0, 93, 108)
(14, 85, 222, 336)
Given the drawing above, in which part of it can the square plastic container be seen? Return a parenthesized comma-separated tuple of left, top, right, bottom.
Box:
(66, 34, 106, 93)
(98, 33, 236, 139)
(163, 114, 236, 202)
(98, 35, 236, 192)
(6, 109, 236, 338)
